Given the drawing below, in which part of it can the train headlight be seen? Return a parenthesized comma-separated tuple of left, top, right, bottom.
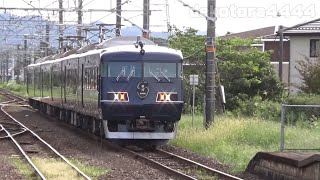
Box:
(107, 92, 129, 102)
(156, 92, 178, 102)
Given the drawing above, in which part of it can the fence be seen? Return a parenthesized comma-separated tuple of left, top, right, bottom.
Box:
(280, 104, 320, 151)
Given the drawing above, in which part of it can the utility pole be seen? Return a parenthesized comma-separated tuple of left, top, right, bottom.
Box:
(0, 55, 3, 83)
(16, 45, 21, 83)
(77, 0, 83, 42)
(116, 0, 122, 36)
(23, 36, 27, 68)
(165, 0, 171, 37)
(143, 0, 150, 38)
(205, 0, 216, 128)
(23, 38, 28, 84)
(5, 51, 9, 82)
(278, 25, 284, 82)
(59, 0, 64, 53)
(45, 23, 50, 56)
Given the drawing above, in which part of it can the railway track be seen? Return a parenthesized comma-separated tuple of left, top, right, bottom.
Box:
(122, 146, 243, 180)
(0, 90, 243, 180)
(0, 92, 91, 180)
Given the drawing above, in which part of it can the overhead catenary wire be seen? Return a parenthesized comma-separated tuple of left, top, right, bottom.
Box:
(175, 0, 216, 22)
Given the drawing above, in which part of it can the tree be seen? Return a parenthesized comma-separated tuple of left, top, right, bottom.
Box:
(296, 56, 320, 94)
(169, 26, 206, 113)
(169, 27, 284, 111)
(217, 38, 284, 110)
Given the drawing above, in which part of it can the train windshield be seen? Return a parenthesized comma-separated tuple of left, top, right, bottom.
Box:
(103, 62, 142, 79)
(144, 63, 178, 80)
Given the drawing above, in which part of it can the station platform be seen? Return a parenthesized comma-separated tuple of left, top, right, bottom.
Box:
(246, 152, 320, 180)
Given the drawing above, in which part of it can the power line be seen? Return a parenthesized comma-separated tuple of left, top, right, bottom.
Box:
(176, 0, 216, 22)
(0, 7, 160, 12)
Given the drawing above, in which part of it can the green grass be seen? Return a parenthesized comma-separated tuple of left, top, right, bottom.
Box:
(11, 157, 35, 179)
(0, 81, 28, 98)
(70, 159, 109, 179)
(10, 157, 109, 180)
(171, 115, 320, 172)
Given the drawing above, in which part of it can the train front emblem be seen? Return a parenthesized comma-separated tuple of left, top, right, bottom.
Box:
(137, 80, 149, 99)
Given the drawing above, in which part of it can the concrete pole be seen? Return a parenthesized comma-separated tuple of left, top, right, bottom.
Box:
(5, 52, 8, 82)
(77, 0, 83, 42)
(16, 45, 20, 83)
(24, 36, 28, 66)
(59, 0, 64, 52)
(45, 23, 50, 56)
(279, 25, 284, 82)
(143, 0, 150, 38)
(0, 56, 3, 83)
(116, 0, 122, 36)
(205, 0, 216, 128)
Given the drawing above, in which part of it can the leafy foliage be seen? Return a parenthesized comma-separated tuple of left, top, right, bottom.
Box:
(217, 38, 284, 110)
(287, 94, 320, 105)
(168, 26, 284, 111)
(295, 56, 320, 94)
(169, 26, 206, 113)
(232, 96, 281, 121)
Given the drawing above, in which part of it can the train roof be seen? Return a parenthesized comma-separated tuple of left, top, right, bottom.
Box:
(101, 45, 183, 58)
(97, 36, 156, 48)
(27, 36, 182, 68)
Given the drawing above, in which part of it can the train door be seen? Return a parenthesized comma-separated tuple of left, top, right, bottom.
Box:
(81, 63, 84, 107)
(97, 64, 100, 108)
(50, 66, 53, 101)
(40, 66, 43, 97)
(26, 68, 28, 95)
(60, 61, 63, 104)
(64, 65, 67, 103)
(77, 58, 80, 106)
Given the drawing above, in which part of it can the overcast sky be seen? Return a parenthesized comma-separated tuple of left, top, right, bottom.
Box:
(2, 0, 319, 36)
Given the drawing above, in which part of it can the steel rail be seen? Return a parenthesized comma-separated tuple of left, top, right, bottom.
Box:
(0, 127, 27, 139)
(0, 124, 47, 180)
(156, 149, 243, 180)
(0, 105, 92, 180)
(0, 90, 241, 180)
(121, 147, 197, 180)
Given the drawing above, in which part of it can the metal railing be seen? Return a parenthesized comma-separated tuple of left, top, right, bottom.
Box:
(280, 104, 320, 151)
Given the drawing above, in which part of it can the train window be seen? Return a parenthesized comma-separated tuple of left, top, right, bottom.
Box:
(106, 62, 142, 78)
(101, 62, 108, 77)
(84, 66, 98, 90)
(178, 63, 182, 77)
(144, 63, 177, 78)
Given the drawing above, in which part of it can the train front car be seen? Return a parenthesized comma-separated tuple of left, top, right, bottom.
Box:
(100, 37, 183, 144)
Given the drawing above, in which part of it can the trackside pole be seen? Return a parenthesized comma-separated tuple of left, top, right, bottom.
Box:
(192, 76, 195, 127)
(205, 0, 216, 128)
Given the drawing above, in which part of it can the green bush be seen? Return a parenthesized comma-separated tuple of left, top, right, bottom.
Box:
(296, 56, 320, 94)
(169, 27, 284, 112)
(217, 38, 284, 110)
(5, 81, 23, 92)
(0, 81, 27, 97)
(232, 96, 281, 121)
(286, 94, 320, 105)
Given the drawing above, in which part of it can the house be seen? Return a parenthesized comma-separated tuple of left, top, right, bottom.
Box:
(282, 18, 320, 94)
(220, 26, 290, 85)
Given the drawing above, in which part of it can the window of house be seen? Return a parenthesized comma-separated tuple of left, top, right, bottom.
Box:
(310, 39, 320, 57)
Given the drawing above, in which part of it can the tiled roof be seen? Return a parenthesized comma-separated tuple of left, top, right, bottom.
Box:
(284, 18, 320, 35)
(219, 26, 277, 39)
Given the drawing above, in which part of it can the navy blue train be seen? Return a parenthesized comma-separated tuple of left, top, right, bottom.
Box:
(26, 36, 183, 144)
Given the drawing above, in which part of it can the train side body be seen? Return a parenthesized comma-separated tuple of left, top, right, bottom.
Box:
(26, 36, 183, 141)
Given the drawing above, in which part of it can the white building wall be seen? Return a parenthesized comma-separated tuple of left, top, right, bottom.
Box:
(289, 36, 319, 94)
